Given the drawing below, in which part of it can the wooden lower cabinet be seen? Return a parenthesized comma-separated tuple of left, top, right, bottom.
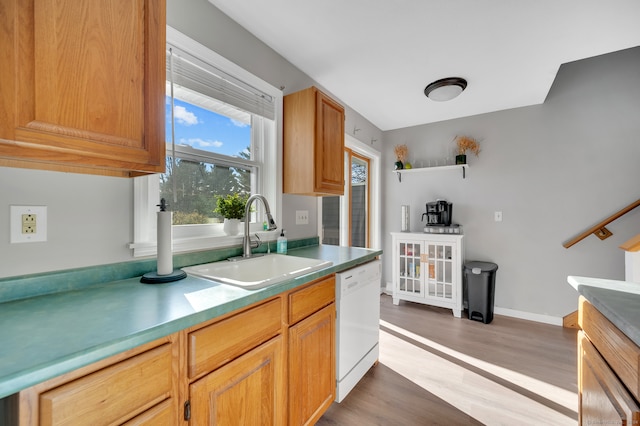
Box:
(578, 332, 640, 425)
(14, 335, 181, 426)
(288, 304, 335, 426)
(187, 298, 282, 381)
(186, 275, 336, 426)
(12, 275, 337, 425)
(578, 296, 640, 425)
(287, 275, 336, 426)
(189, 336, 285, 425)
(122, 399, 176, 425)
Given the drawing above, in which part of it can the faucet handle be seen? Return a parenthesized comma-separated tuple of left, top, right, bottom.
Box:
(251, 233, 262, 249)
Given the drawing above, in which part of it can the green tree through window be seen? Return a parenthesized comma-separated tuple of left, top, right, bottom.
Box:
(162, 95, 257, 226)
(160, 155, 252, 225)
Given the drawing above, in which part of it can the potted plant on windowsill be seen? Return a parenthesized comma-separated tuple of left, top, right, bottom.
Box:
(215, 193, 249, 236)
(454, 136, 480, 164)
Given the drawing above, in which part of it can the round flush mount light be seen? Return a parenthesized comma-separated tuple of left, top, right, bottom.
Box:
(424, 77, 467, 102)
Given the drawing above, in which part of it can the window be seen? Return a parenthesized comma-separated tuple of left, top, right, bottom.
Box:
(321, 150, 370, 248)
(319, 134, 381, 250)
(131, 27, 281, 256)
(350, 152, 370, 247)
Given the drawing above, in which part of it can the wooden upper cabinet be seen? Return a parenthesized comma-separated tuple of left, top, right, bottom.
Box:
(283, 86, 345, 195)
(0, 0, 166, 177)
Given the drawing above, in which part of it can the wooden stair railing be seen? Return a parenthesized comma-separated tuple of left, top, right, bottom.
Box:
(563, 199, 640, 249)
(563, 199, 640, 328)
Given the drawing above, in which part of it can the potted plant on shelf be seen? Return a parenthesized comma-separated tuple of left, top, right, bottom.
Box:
(394, 144, 408, 170)
(215, 193, 249, 236)
(454, 136, 480, 164)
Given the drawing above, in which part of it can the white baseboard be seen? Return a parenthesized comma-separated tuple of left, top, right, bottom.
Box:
(383, 281, 563, 326)
(493, 307, 563, 326)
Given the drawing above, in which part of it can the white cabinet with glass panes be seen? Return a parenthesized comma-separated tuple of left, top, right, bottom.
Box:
(391, 232, 464, 317)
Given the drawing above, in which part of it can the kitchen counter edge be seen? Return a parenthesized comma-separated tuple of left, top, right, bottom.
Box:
(0, 245, 382, 399)
(567, 275, 640, 347)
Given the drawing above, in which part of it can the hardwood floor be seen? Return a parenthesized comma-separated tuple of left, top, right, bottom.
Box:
(317, 294, 578, 425)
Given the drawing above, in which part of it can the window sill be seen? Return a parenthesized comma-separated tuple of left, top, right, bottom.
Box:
(129, 230, 280, 257)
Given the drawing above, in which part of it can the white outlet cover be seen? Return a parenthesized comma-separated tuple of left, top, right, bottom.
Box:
(295, 210, 309, 225)
(10, 205, 48, 243)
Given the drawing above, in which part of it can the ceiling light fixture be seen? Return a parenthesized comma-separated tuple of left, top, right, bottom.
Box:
(424, 77, 467, 102)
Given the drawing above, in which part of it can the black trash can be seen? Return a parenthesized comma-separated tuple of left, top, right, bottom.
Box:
(464, 261, 498, 324)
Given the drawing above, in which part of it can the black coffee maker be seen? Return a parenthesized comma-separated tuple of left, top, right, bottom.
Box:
(422, 200, 453, 226)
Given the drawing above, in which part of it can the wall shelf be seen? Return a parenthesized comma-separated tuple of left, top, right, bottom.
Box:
(393, 164, 468, 182)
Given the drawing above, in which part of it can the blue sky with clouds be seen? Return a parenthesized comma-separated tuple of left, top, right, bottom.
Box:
(165, 97, 251, 158)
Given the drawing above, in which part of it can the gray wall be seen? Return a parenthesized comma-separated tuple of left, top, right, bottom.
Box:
(0, 0, 381, 278)
(0, 169, 133, 277)
(382, 47, 640, 318)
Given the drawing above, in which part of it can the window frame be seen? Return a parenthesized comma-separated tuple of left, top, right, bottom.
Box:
(130, 26, 282, 257)
(317, 134, 381, 250)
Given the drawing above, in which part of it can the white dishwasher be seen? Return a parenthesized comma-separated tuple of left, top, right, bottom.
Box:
(335, 259, 381, 402)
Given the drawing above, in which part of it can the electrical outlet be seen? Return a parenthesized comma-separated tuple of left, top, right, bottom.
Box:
(494, 211, 503, 222)
(11, 206, 47, 243)
(22, 214, 37, 234)
(295, 210, 309, 225)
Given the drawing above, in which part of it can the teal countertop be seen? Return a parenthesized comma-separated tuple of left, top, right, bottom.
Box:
(0, 244, 381, 399)
(568, 275, 640, 347)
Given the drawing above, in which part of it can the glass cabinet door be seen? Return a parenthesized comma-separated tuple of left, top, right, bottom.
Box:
(397, 241, 422, 296)
(425, 242, 454, 301)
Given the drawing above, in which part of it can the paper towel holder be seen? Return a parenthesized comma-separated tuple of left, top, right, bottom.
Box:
(141, 199, 187, 284)
(140, 269, 186, 284)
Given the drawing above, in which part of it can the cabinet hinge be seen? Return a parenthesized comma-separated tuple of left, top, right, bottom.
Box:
(184, 400, 191, 421)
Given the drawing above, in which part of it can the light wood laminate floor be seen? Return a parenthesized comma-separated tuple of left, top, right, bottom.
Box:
(318, 294, 578, 425)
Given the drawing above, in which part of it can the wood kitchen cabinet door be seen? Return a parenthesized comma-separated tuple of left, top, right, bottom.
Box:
(578, 332, 640, 425)
(288, 303, 336, 426)
(283, 86, 345, 195)
(0, 0, 165, 177)
(189, 336, 286, 426)
(314, 91, 345, 194)
(14, 335, 181, 426)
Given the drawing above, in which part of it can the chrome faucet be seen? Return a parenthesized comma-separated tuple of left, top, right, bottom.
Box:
(243, 194, 277, 258)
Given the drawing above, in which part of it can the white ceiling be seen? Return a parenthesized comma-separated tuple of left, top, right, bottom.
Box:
(209, 0, 640, 131)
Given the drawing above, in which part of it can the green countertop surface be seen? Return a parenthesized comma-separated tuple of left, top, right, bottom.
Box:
(568, 275, 640, 347)
(0, 245, 381, 399)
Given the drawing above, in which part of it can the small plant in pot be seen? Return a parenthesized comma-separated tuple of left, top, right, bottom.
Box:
(215, 193, 249, 235)
(454, 136, 480, 164)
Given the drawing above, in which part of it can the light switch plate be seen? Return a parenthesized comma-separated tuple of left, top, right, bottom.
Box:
(11, 205, 47, 243)
(295, 210, 309, 225)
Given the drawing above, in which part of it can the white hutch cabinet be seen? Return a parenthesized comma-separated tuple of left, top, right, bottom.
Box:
(390, 232, 464, 317)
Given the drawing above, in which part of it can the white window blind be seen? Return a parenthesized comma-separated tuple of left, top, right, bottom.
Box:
(166, 44, 275, 120)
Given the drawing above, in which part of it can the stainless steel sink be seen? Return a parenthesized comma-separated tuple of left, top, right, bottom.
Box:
(182, 254, 333, 289)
